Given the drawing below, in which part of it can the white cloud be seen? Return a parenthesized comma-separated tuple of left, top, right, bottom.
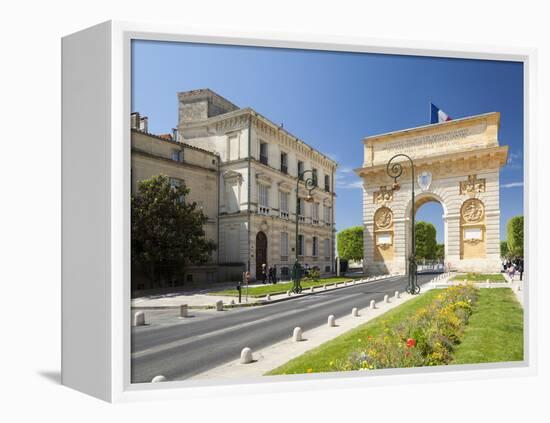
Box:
(336, 180, 364, 189)
(501, 182, 524, 188)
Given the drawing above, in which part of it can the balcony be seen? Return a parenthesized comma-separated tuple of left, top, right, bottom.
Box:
(258, 206, 270, 215)
(260, 155, 268, 166)
(312, 218, 319, 225)
(298, 215, 305, 223)
(279, 210, 289, 219)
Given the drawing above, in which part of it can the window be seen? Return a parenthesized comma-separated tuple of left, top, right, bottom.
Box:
(324, 239, 330, 258)
(281, 232, 289, 260)
(279, 191, 289, 219)
(324, 174, 330, 192)
(281, 267, 289, 279)
(258, 184, 269, 215)
(312, 168, 318, 186)
(298, 160, 304, 180)
(297, 198, 305, 221)
(298, 234, 305, 256)
(324, 206, 331, 225)
(170, 178, 185, 203)
(171, 149, 183, 162)
(313, 236, 318, 257)
(312, 203, 319, 224)
(260, 142, 268, 165)
(280, 152, 288, 174)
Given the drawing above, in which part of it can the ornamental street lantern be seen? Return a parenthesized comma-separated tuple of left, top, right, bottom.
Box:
(386, 154, 420, 295)
(292, 169, 316, 294)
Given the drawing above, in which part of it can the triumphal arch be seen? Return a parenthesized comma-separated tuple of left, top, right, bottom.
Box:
(355, 112, 508, 275)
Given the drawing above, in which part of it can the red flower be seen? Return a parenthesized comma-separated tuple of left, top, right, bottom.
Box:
(406, 338, 416, 348)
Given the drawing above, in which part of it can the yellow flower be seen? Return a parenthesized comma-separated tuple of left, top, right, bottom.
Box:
(307, 368, 313, 373)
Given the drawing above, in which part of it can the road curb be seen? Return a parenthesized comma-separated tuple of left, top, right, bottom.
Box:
(131, 275, 402, 310)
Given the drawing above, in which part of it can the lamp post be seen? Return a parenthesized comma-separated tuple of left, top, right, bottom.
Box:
(291, 169, 316, 293)
(386, 154, 420, 295)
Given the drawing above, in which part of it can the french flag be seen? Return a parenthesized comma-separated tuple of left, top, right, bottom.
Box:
(430, 103, 452, 124)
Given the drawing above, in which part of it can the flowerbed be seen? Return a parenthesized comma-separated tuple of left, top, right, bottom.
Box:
(334, 285, 479, 371)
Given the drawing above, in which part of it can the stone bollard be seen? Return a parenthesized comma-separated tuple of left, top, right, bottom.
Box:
(486, 279, 490, 284)
(133, 311, 145, 327)
(352, 307, 359, 317)
(215, 300, 224, 311)
(151, 375, 167, 383)
(370, 300, 376, 309)
(287, 290, 291, 296)
(179, 304, 188, 318)
(240, 347, 253, 364)
(293, 327, 303, 342)
(309, 287, 314, 293)
(384, 294, 389, 303)
(323, 284, 327, 290)
(328, 315, 336, 327)
(266, 294, 271, 301)
(394, 291, 400, 300)
(230, 299, 235, 305)
(517, 284, 522, 292)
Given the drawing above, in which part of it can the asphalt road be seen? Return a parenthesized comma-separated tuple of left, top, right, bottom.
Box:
(131, 273, 435, 383)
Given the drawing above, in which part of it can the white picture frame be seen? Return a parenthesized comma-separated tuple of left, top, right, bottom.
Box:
(61, 20, 537, 403)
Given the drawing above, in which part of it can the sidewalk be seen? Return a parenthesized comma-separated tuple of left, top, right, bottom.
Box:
(131, 274, 398, 309)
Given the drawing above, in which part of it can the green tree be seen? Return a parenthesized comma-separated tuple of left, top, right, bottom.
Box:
(500, 240, 509, 258)
(507, 215, 524, 257)
(435, 243, 445, 260)
(415, 221, 437, 260)
(337, 226, 364, 261)
(131, 175, 216, 285)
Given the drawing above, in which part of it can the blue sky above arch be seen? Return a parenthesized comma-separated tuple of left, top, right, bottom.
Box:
(132, 40, 524, 242)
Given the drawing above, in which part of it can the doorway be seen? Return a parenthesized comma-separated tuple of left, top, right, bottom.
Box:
(255, 231, 267, 279)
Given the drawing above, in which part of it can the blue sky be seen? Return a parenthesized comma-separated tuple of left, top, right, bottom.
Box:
(132, 40, 524, 242)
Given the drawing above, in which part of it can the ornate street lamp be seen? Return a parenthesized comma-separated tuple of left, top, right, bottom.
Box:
(291, 169, 316, 293)
(386, 154, 420, 295)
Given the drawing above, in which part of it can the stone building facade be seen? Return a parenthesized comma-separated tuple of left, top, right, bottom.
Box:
(131, 113, 221, 289)
(356, 112, 508, 275)
(178, 89, 338, 280)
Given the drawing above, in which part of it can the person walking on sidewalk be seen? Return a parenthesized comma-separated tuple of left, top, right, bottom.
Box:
(261, 263, 267, 284)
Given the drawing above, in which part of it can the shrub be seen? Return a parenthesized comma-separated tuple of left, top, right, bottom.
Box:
(334, 285, 478, 371)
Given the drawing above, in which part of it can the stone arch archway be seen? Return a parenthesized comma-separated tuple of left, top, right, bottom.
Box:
(356, 113, 508, 275)
(403, 191, 449, 269)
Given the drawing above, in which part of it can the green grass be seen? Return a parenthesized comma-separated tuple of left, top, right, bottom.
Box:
(451, 273, 506, 282)
(266, 289, 441, 375)
(209, 276, 360, 297)
(452, 288, 523, 364)
(266, 287, 523, 376)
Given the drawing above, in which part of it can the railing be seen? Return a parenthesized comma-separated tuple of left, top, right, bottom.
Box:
(312, 218, 319, 225)
(279, 210, 289, 219)
(258, 206, 270, 215)
(260, 155, 268, 165)
(298, 215, 305, 223)
(280, 165, 288, 174)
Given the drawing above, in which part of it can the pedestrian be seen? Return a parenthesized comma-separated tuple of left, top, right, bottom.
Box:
(261, 263, 267, 284)
(507, 263, 515, 281)
(272, 265, 277, 284)
(268, 265, 274, 284)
